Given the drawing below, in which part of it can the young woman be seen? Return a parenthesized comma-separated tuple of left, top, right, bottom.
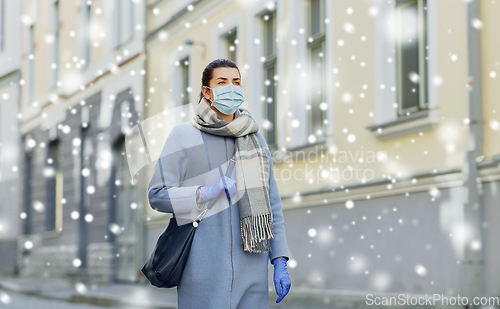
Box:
(148, 58, 291, 308)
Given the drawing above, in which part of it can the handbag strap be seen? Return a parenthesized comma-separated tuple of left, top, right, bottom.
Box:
(194, 139, 237, 223)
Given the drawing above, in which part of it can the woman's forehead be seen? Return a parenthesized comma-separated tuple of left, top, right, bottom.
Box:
(215, 76, 240, 80)
(212, 67, 240, 79)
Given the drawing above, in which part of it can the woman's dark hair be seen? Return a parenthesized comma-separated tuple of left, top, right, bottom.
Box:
(199, 58, 241, 104)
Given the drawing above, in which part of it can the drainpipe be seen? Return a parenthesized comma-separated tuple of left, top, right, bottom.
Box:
(462, 0, 484, 307)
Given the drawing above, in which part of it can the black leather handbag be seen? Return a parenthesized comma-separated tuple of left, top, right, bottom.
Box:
(141, 148, 236, 288)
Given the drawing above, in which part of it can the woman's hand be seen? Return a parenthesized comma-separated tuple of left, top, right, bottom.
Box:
(272, 257, 291, 303)
(220, 175, 237, 199)
(199, 176, 237, 202)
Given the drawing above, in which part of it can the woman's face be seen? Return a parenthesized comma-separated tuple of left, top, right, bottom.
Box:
(202, 67, 241, 104)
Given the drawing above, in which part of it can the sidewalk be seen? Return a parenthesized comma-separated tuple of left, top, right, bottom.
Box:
(0, 275, 338, 309)
(0, 275, 177, 309)
(0, 275, 458, 309)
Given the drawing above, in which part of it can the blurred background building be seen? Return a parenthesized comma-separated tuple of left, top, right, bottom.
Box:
(10, 0, 146, 285)
(0, 0, 499, 303)
(0, 0, 22, 277)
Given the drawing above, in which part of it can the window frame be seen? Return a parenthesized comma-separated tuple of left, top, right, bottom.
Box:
(395, 0, 429, 116)
(46, 140, 63, 233)
(261, 10, 278, 149)
(0, 0, 4, 52)
(27, 24, 35, 105)
(263, 12, 276, 59)
(23, 140, 34, 235)
(51, 0, 60, 88)
(306, 0, 327, 142)
(82, 0, 92, 67)
(114, 0, 134, 49)
(179, 56, 190, 106)
(223, 28, 238, 63)
(308, 0, 326, 39)
(211, 13, 242, 65)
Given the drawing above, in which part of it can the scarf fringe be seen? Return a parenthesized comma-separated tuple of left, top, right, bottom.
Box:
(240, 213, 275, 253)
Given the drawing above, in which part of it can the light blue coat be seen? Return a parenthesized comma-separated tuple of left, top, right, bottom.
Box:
(148, 121, 290, 309)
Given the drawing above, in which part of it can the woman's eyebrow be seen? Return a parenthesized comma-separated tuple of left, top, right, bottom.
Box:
(216, 77, 241, 80)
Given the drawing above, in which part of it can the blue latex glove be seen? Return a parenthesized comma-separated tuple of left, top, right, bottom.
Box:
(272, 257, 291, 303)
(199, 175, 237, 202)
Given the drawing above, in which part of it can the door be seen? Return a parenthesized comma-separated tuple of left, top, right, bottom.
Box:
(114, 140, 139, 282)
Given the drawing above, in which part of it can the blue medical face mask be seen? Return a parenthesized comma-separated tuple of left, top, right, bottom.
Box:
(205, 83, 245, 115)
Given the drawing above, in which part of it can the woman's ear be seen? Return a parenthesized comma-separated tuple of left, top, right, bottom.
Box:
(202, 86, 212, 102)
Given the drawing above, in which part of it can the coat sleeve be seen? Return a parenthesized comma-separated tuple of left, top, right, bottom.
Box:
(255, 132, 290, 264)
(147, 125, 204, 215)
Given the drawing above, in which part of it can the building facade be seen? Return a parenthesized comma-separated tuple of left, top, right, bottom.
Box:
(16, 0, 146, 285)
(0, 0, 22, 276)
(4, 0, 499, 302)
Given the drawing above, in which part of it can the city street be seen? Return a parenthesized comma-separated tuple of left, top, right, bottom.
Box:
(0, 1, 499, 308)
(0, 275, 343, 309)
(0, 288, 350, 309)
(0, 290, 119, 309)
(0, 289, 361, 309)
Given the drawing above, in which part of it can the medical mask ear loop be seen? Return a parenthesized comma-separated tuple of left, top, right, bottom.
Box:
(203, 85, 214, 104)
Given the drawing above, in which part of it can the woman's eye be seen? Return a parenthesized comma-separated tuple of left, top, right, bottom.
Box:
(218, 81, 224, 84)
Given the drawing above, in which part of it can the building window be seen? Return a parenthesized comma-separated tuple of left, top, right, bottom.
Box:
(262, 11, 277, 148)
(23, 150, 33, 235)
(51, 1, 60, 88)
(395, 0, 429, 115)
(46, 140, 63, 232)
(179, 56, 190, 105)
(0, 0, 4, 52)
(114, 0, 134, 48)
(28, 24, 35, 105)
(307, 0, 327, 141)
(82, 0, 92, 66)
(223, 29, 238, 63)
